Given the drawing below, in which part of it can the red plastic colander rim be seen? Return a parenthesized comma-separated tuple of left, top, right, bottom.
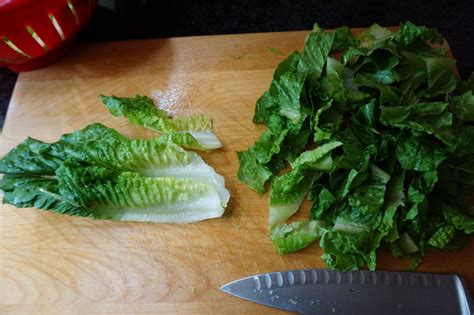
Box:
(0, 0, 38, 14)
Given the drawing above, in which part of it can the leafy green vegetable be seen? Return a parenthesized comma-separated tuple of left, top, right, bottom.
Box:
(269, 220, 326, 254)
(449, 91, 474, 122)
(100, 95, 222, 149)
(0, 124, 230, 223)
(395, 132, 446, 171)
(237, 21, 474, 271)
(0, 174, 78, 213)
(0, 138, 62, 175)
(394, 21, 443, 48)
(1, 164, 224, 223)
(0, 124, 229, 205)
(236, 150, 273, 195)
(297, 24, 335, 77)
(57, 164, 224, 223)
(269, 141, 342, 227)
(332, 26, 359, 52)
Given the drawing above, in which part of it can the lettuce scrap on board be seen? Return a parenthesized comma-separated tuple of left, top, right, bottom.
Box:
(238, 22, 474, 270)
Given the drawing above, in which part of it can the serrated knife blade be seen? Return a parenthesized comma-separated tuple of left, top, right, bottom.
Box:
(220, 269, 473, 314)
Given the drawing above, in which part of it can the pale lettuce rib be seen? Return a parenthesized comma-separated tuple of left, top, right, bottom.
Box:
(138, 151, 230, 208)
(187, 130, 223, 149)
(58, 166, 225, 223)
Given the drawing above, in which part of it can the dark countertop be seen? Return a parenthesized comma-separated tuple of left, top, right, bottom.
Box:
(1, 0, 473, 128)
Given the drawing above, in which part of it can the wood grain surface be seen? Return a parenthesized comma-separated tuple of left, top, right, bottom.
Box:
(1, 29, 473, 314)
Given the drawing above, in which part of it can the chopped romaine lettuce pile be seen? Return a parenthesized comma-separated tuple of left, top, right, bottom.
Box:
(237, 22, 474, 270)
(0, 96, 229, 223)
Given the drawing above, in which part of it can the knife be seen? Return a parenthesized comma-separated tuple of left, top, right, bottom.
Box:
(220, 269, 473, 314)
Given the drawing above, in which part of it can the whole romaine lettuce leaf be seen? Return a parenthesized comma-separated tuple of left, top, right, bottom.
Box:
(0, 124, 230, 222)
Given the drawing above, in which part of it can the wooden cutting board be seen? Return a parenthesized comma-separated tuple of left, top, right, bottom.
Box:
(1, 29, 473, 314)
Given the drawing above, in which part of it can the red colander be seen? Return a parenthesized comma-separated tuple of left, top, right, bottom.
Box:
(0, 0, 97, 72)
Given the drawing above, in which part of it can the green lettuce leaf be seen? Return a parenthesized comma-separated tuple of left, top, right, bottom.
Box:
(269, 142, 342, 227)
(332, 26, 359, 52)
(320, 230, 370, 271)
(394, 21, 443, 48)
(100, 95, 222, 149)
(342, 24, 395, 66)
(0, 174, 79, 213)
(269, 220, 326, 254)
(236, 149, 273, 195)
(440, 203, 474, 234)
(357, 24, 394, 49)
(297, 24, 335, 77)
(427, 224, 457, 249)
(424, 57, 457, 95)
(449, 91, 474, 122)
(268, 170, 316, 228)
(0, 123, 230, 221)
(54, 164, 225, 223)
(271, 72, 307, 122)
(0, 138, 62, 175)
(353, 73, 400, 104)
(0, 124, 229, 206)
(380, 101, 454, 147)
(395, 132, 446, 171)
